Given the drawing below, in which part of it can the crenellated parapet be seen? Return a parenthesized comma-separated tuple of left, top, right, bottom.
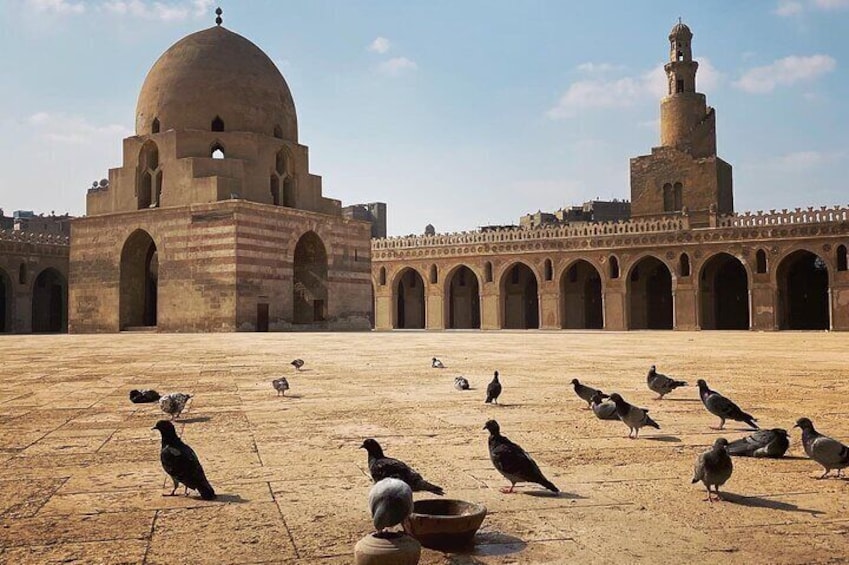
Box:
(717, 206, 849, 228)
(0, 229, 70, 249)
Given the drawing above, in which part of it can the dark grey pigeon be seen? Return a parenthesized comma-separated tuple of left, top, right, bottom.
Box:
(291, 359, 304, 370)
(361, 438, 444, 495)
(609, 393, 660, 438)
(692, 438, 733, 502)
(432, 357, 445, 369)
(485, 371, 502, 404)
(129, 389, 160, 403)
(272, 377, 289, 396)
(795, 417, 849, 479)
(152, 420, 216, 500)
(646, 365, 687, 400)
(697, 379, 758, 430)
(454, 376, 470, 390)
(727, 429, 789, 458)
(590, 392, 619, 421)
(484, 419, 558, 494)
(368, 477, 413, 536)
(571, 378, 609, 409)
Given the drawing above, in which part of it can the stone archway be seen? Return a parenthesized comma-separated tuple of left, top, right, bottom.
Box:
(293, 231, 328, 324)
(628, 256, 673, 329)
(699, 253, 749, 330)
(777, 250, 829, 330)
(32, 268, 67, 333)
(120, 230, 158, 329)
(446, 265, 480, 329)
(561, 260, 603, 329)
(501, 263, 539, 329)
(0, 268, 11, 333)
(394, 268, 425, 329)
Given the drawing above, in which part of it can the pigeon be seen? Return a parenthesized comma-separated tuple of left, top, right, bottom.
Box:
(159, 393, 191, 420)
(646, 365, 687, 400)
(454, 376, 470, 390)
(291, 359, 304, 371)
(609, 393, 660, 438)
(361, 438, 444, 495)
(570, 378, 609, 409)
(129, 389, 161, 404)
(483, 420, 558, 494)
(727, 429, 789, 458)
(795, 417, 849, 479)
(432, 357, 445, 369)
(590, 392, 619, 421)
(692, 438, 733, 502)
(696, 379, 758, 430)
(368, 477, 413, 536)
(152, 420, 216, 500)
(485, 371, 502, 404)
(272, 377, 289, 396)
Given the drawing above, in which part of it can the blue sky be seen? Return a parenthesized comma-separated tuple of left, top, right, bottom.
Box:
(1, 0, 847, 236)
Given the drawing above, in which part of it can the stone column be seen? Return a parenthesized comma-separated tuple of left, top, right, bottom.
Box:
(673, 280, 698, 330)
(480, 285, 499, 330)
(603, 280, 626, 330)
(539, 284, 560, 329)
(750, 281, 776, 330)
(830, 281, 849, 330)
(374, 292, 393, 330)
(426, 284, 445, 329)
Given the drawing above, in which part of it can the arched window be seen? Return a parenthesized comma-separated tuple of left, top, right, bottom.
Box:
(211, 116, 224, 132)
(673, 182, 683, 211)
(379, 267, 386, 286)
(609, 256, 620, 279)
(838, 245, 847, 272)
(211, 143, 225, 159)
(151, 118, 160, 134)
(756, 249, 767, 274)
(137, 141, 159, 209)
(275, 149, 288, 176)
(679, 253, 690, 277)
(663, 183, 673, 212)
(544, 259, 553, 281)
(282, 178, 295, 207)
(273, 125, 283, 139)
(270, 176, 280, 205)
(484, 261, 493, 283)
(18, 263, 26, 285)
(429, 264, 438, 284)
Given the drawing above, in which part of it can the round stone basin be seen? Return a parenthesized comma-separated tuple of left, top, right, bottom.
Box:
(402, 499, 487, 550)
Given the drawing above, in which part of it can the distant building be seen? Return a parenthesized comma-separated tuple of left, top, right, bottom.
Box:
(10, 210, 74, 237)
(342, 202, 387, 238)
(520, 199, 631, 229)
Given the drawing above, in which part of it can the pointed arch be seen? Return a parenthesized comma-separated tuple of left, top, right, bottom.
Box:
(484, 261, 493, 283)
(777, 250, 829, 330)
(609, 256, 620, 279)
(679, 253, 691, 277)
(544, 259, 553, 281)
(151, 117, 160, 134)
(445, 265, 481, 329)
(500, 262, 539, 329)
(627, 256, 673, 329)
(394, 268, 425, 329)
(429, 264, 438, 284)
(699, 253, 749, 330)
(32, 268, 67, 333)
(211, 115, 224, 132)
(837, 245, 847, 272)
(379, 266, 387, 286)
(293, 231, 328, 324)
(756, 249, 768, 274)
(561, 259, 603, 329)
(120, 229, 158, 329)
(210, 142, 225, 159)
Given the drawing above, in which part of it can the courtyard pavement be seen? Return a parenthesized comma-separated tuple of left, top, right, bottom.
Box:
(0, 331, 847, 564)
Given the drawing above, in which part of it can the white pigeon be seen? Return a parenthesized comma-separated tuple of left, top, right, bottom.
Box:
(454, 376, 470, 390)
(432, 357, 445, 369)
(159, 393, 191, 420)
(272, 377, 289, 396)
(368, 477, 413, 535)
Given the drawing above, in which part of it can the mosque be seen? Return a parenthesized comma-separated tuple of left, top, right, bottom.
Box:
(371, 22, 849, 332)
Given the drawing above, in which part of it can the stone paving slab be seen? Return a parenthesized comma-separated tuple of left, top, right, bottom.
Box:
(1, 331, 849, 564)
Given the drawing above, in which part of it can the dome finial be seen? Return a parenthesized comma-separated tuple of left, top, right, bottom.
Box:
(215, 7, 223, 26)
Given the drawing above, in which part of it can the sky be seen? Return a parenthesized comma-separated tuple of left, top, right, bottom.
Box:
(0, 0, 848, 236)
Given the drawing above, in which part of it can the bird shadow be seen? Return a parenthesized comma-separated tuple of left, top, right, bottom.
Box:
(485, 403, 521, 409)
(214, 493, 249, 504)
(644, 435, 682, 443)
(294, 368, 313, 373)
(281, 394, 303, 399)
(177, 416, 211, 424)
(719, 492, 824, 516)
(523, 490, 586, 500)
(468, 532, 527, 557)
(661, 398, 701, 403)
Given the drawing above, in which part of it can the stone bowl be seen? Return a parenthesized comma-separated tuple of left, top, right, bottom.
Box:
(402, 499, 487, 550)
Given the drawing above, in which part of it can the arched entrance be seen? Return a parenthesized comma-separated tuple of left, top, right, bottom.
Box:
(0, 269, 11, 333)
(293, 231, 328, 324)
(561, 260, 603, 329)
(446, 266, 480, 329)
(395, 268, 425, 329)
(32, 268, 67, 333)
(699, 253, 749, 330)
(120, 230, 158, 329)
(628, 256, 673, 329)
(777, 250, 829, 330)
(501, 263, 539, 329)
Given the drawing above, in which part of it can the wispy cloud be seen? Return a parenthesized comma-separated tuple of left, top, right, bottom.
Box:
(576, 62, 625, 74)
(101, 0, 213, 21)
(25, 0, 85, 14)
(378, 56, 417, 76)
(774, 0, 849, 16)
(28, 112, 131, 145)
(734, 54, 836, 93)
(368, 36, 391, 54)
(548, 58, 721, 119)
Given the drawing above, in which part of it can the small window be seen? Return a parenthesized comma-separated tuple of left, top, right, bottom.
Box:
(679, 253, 690, 277)
(676, 79, 684, 93)
(663, 183, 673, 212)
(273, 125, 283, 139)
(544, 259, 553, 281)
(484, 261, 493, 283)
(429, 265, 437, 284)
(379, 267, 386, 286)
(151, 118, 160, 134)
(838, 245, 847, 272)
(211, 143, 225, 159)
(270, 176, 280, 205)
(609, 256, 620, 279)
(354, 249, 358, 262)
(18, 263, 26, 285)
(676, 50, 683, 61)
(756, 250, 767, 274)
(276, 149, 287, 176)
(673, 182, 683, 211)
(211, 116, 224, 132)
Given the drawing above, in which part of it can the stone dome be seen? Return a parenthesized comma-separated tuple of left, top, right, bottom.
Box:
(136, 26, 297, 140)
(669, 21, 692, 39)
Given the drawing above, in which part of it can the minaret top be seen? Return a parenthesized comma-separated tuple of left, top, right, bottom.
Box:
(215, 7, 223, 26)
